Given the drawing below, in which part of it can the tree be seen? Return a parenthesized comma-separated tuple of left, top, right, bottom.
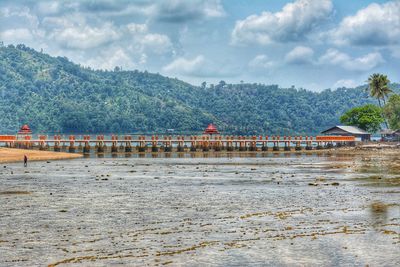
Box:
(367, 73, 392, 107)
(367, 73, 392, 128)
(340, 104, 384, 133)
(383, 94, 400, 130)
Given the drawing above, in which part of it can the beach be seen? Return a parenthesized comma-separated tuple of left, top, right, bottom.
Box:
(0, 149, 399, 266)
(0, 148, 82, 163)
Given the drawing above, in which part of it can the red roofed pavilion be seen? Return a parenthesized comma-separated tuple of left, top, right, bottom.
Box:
(203, 123, 219, 135)
(17, 124, 32, 140)
(18, 125, 32, 135)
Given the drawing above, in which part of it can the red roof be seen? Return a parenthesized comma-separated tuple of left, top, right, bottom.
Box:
(203, 123, 219, 134)
(18, 124, 32, 134)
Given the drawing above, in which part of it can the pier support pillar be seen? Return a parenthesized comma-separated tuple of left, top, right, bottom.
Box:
(97, 144, 105, 153)
(83, 143, 91, 154)
(111, 136, 119, 154)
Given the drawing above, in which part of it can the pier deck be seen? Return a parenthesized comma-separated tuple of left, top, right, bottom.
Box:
(0, 135, 355, 153)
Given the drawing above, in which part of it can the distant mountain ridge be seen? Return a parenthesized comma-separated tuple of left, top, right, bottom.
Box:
(0, 44, 398, 135)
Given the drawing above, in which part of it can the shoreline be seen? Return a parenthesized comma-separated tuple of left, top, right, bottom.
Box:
(0, 148, 82, 163)
(0, 145, 398, 163)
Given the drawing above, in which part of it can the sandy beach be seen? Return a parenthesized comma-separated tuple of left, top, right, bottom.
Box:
(0, 148, 82, 163)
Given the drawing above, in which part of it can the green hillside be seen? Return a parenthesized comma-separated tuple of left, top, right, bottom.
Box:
(0, 44, 397, 135)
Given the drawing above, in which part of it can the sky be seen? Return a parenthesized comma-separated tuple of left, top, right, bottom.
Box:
(0, 0, 399, 91)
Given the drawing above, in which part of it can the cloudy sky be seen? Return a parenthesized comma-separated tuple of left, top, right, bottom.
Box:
(1, 0, 399, 90)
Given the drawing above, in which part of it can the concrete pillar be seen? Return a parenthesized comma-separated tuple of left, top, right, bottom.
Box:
(305, 136, 313, 150)
(83, 142, 91, 154)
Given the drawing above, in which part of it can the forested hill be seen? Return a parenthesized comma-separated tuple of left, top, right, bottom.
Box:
(0, 44, 397, 135)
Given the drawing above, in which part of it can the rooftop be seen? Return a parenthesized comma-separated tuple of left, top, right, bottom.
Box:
(18, 124, 32, 134)
(204, 123, 219, 135)
(322, 125, 369, 135)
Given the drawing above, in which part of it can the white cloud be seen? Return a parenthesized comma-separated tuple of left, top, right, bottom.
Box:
(331, 1, 400, 46)
(333, 79, 358, 89)
(155, 0, 225, 22)
(163, 55, 205, 75)
(85, 47, 137, 70)
(0, 28, 34, 43)
(42, 16, 173, 55)
(30, 1, 225, 23)
(319, 48, 384, 71)
(1, 6, 39, 27)
(126, 23, 148, 34)
(285, 46, 314, 64)
(248, 55, 274, 69)
(50, 22, 121, 50)
(36, 1, 60, 15)
(162, 55, 237, 77)
(140, 34, 172, 54)
(232, 0, 333, 45)
(0, 6, 45, 47)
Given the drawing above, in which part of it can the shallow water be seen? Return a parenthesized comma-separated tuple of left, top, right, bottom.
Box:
(0, 153, 399, 266)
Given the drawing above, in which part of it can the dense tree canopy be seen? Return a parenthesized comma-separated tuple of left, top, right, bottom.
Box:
(340, 104, 384, 133)
(383, 94, 400, 130)
(0, 44, 399, 135)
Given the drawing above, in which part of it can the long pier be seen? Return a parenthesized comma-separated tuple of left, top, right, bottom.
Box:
(0, 135, 355, 154)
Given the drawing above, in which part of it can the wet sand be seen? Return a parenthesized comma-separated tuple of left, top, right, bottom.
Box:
(0, 148, 82, 163)
(0, 151, 399, 266)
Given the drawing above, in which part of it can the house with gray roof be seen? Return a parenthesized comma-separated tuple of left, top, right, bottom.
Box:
(321, 125, 371, 141)
(380, 129, 400, 141)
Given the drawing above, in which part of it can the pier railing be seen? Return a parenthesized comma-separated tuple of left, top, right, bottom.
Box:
(0, 134, 355, 153)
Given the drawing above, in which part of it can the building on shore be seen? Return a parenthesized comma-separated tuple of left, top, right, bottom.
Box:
(321, 125, 370, 141)
(203, 124, 219, 135)
(17, 124, 32, 140)
(380, 129, 400, 141)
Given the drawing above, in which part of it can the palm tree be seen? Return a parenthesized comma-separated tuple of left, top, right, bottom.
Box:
(367, 73, 392, 107)
(367, 73, 392, 128)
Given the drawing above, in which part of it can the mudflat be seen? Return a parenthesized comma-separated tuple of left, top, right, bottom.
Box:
(0, 150, 399, 266)
(0, 148, 82, 163)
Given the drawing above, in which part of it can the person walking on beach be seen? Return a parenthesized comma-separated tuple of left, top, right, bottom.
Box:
(24, 155, 28, 167)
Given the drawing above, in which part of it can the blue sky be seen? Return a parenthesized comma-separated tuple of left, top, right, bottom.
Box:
(0, 0, 399, 90)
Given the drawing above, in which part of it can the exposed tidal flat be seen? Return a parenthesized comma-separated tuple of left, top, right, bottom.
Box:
(0, 151, 399, 266)
(0, 148, 82, 163)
